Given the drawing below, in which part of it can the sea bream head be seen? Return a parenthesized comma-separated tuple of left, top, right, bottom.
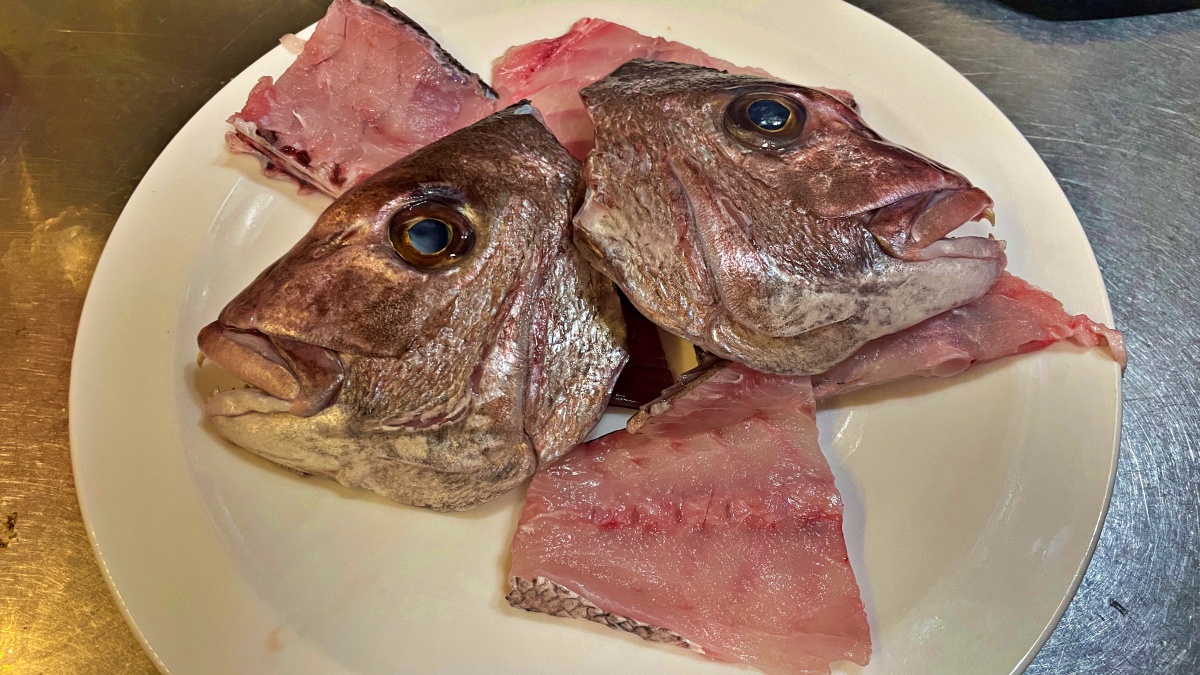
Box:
(198, 104, 627, 511)
(574, 59, 1006, 374)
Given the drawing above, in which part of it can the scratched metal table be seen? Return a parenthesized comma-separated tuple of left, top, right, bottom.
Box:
(1, 0, 1196, 672)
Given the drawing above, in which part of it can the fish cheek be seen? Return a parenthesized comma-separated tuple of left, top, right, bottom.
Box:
(668, 151, 864, 338)
(384, 424, 528, 475)
(379, 419, 537, 511)
(779, 141, 892, 216)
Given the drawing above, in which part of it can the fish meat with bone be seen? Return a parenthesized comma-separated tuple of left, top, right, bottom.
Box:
(200, 103, 626, 510)
(810, 271, 1126, 399)
(630, 271, 1126, 435)
(227, 0, 499, 197)
(506, 272, 1124, 675)
(228, 9, 780, 195)
(508, 364, 870, 675)
(574, 59, 1007, 377)
(491, 18, 860, 160)
(492, 17, 773, 159)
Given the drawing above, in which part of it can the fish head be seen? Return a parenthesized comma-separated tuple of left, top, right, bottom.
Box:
(206, 149, 509, 414)
(575, 60, 1005, 373)
(198, 104, 616, 510)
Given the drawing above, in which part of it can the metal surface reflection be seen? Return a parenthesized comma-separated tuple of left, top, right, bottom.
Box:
(0, 1, 326, 671)
(845, 3, 1199, 671)
(0, 0, 1196, 672)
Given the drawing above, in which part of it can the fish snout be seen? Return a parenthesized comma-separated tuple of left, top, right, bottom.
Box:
(198, 322, 344, 417)
(866, 187, 1002, 262)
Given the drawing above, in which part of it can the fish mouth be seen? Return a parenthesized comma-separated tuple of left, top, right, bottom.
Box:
(197, 322, 344, 418)
(867, 187, 1004, 262)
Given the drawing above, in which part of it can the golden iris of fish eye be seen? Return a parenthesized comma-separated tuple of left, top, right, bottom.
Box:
(388, 202, 476, 269)
(725, 92, 806, 149)
(402, 218, 452, 256)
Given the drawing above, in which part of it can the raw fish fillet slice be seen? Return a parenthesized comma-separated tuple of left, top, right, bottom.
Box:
(627, 358, 804, 438)
(508, 365, 870, 675)
(812, 272, 1127, 399)
(227, 0, 498, 196)
(492, 18, 770, 158)
(629, 273, 1125, 427)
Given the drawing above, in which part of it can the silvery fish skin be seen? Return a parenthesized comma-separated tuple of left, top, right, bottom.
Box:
(574, 60, 1006, 375)
(198, 104, 627, 511)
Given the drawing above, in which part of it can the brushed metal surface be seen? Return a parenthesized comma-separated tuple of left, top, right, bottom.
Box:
(0, 1, 327, 672)
(0, 0, 1195, 672)
(843, 3, 1199, 672)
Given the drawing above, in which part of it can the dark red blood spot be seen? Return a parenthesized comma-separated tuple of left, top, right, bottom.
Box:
(279, 145, 312, 167)
(609, 293, 675, 408)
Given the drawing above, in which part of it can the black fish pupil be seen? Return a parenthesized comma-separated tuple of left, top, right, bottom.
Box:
(747, 99, 791, 131)
(407, 218, 451, 255)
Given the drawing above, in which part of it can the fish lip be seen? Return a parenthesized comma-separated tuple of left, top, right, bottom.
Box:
(205, 387, 292, 419)
(197, 322, 344, 417)
(867, 187, 1004, 261)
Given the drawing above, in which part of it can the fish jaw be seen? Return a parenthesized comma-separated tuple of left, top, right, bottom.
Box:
(866, 187, 998, 261)
(198, 322, 344, 417)
(201, 324, 540, 511)
(205, 395, 536, 511)
(703, 250, 1007, 374)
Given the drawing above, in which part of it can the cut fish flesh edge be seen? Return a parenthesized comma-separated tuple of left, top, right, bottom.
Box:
(226, 120, 332, 195)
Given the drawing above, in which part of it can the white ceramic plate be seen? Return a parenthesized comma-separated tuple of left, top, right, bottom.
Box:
(70, 1, 1122, 673)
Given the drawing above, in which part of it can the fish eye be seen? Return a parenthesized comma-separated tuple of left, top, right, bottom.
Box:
(389, 201, 475, 269)
(747, 99, 791, 131)
(725, 92, 806, 150)
(406, 219, 451, 255)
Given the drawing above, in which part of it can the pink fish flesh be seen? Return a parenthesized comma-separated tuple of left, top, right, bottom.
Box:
(226, 0, 499, 196)
(507, 365, 871, 675)
(492, 18, 771, 158)
(812, 272, 1127, 399)
(630, 272, 1125, 427)
(505, 272, 1123, 671)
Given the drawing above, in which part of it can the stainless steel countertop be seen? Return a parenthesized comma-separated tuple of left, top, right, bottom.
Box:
(1, 0, 1196, 672)
(844, 3, 1200, 672)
